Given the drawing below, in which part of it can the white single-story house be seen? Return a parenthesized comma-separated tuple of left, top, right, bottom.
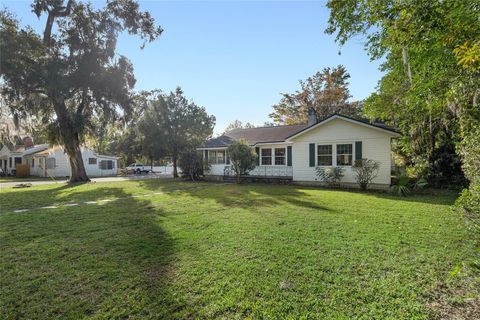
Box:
(0, 141, 119, 178)
(198, 113, 401, 189)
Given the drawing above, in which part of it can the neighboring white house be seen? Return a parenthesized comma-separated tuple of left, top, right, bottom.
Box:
(197, 113, 401, 190)
(0, 142, 119, 178)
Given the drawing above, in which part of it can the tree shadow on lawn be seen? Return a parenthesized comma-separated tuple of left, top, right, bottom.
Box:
(368, 189, 459, 206)
(0, 186, 182, 319)
(138, 179, 333, 211)
(1, 181, 173, 212)
(138, 178, 459, 209)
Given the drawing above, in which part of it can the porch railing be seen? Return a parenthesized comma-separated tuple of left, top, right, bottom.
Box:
(223, 165, 292, 177)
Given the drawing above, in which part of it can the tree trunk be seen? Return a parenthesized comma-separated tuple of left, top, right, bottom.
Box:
(172, 154, 178, 178)
(402, 46, 413, 86)
(53, 98, 90, 183)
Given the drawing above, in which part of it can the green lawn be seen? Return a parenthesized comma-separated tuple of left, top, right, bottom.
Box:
(0, 176, 64, 183)
(0, 180, 478, 319)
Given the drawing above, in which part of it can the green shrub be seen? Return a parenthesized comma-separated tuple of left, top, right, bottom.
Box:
(352, 159, 380, 190)
(226, 139, 257, 183)
(178, 150, 208, 181)
(390, 171, 427, 197)
(391, 174, 411, 196)
(456, 185, 480, 234)
(315, 166, 344, 186)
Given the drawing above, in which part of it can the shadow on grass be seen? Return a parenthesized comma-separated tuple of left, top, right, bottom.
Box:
(138, 179, 332, 211)
(0, 185, 179, 318)
(138, 178, 459, 209)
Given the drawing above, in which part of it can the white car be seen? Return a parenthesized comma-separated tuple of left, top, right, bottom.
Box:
(126, 163, 150, 174)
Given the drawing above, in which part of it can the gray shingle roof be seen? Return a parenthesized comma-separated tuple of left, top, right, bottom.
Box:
(199, 124, 307, 148)
(199, 114, 400, 149)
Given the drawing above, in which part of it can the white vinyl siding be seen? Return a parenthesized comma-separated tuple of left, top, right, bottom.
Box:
(203, 144, 292, 177)
(291, 118, 393, 185)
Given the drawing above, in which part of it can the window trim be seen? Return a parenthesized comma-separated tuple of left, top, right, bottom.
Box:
(260, 148, 272, 166)
(317, 144, 333, 166)
(99, 159, 114, 170)
(274, 147, 286, 166)
(336, 143, 353, 166)
(208, 150, 226, 165)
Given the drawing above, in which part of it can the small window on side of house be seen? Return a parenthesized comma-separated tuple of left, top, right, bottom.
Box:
(99, 160, 114, 170)
(46, 158, 56, 169)
(88, 158, 97, 165)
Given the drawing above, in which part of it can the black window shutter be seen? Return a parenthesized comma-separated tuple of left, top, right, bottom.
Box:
(204, 150, 208, 162)
(309, 143, 315, 167)
(226, 151, 230, 165)
(287, 146, 292, 166)
(355, 141, 362, 161)
(255, 147, 260, 166)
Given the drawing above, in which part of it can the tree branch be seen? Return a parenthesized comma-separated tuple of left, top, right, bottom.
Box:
(43, 0, 73, 46)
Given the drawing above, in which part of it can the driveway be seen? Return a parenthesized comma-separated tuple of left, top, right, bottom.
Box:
(0, 174, 172, 188)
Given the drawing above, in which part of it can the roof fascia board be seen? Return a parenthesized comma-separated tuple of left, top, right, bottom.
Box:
(286, 115, 400, 141)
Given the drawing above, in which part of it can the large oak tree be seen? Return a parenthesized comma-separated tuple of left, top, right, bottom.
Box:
(0, 0, 162, 181)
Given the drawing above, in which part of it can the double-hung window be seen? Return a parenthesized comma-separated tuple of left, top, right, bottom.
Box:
(317, 145, 332, 166)
(208, 150, 226, 164)
(274, 148, 286, 165)
(99, 160, 114, 170)
(261, 148, 272, 165)
(336, 144, 353, 166)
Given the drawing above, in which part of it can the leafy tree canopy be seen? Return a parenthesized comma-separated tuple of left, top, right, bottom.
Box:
(0, 0, 162, 181)
(269, 65, 361, 125)
(223, 120, 255, 133)
(144, 87, 215, 177)
(326, 0, 479, 186)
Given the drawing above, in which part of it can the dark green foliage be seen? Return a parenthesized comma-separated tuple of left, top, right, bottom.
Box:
(457, 185, 480, 234)
(391, 171, 428, 197)
(0, 1, 162, 181)
(226, 139, 257, 182)
(147, 88, 215, 177)
(178, 149, 207, 181)
(325, 0, 480, 189)
(315, 166, 344, 186)
(391, 174, 412, 197)
(428, 143, 467, 188)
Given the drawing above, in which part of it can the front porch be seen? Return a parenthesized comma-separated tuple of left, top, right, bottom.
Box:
(207, 165, 293, 183)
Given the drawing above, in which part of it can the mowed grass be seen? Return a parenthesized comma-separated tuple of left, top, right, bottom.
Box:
(0, 180, 477, 319)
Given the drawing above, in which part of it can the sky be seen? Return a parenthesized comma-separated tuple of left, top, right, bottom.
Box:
(3, 0, 383, 135)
